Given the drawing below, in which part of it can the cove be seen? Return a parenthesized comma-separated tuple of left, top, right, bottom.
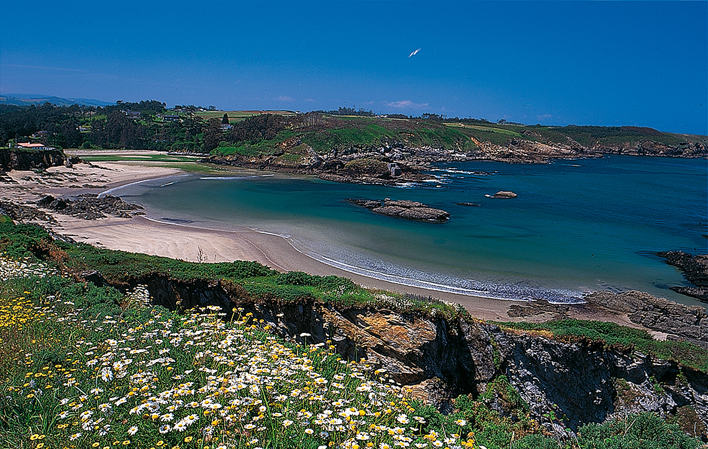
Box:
(113, 156, 707, 306)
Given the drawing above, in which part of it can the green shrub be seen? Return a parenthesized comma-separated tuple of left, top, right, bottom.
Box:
(576, 412, 700, 448)
(0, 222, 50, 260)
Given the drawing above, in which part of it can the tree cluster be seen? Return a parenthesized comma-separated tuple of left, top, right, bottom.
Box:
(319, 107, 375, 117)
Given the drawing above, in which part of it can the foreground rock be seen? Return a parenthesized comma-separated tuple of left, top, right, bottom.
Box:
(658, 251, 708, 302)
(0, 200, 55, 222)
(37, 194, 143, 219)
(348, 198, 450, 222)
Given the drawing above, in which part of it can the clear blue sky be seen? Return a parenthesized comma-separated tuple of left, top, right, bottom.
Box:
(1, 1, 706, 134)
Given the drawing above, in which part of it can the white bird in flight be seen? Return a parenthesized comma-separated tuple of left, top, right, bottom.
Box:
(408, 48, 421, 58)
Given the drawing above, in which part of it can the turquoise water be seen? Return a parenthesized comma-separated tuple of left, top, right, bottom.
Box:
(114, 156, 707, 306)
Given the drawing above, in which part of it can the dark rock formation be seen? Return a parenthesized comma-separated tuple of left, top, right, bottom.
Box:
(585, 290, 708, 349)
(0, 148, 66, 172)
(507, 299, 570, 318)
(658, 251, 708, 302)
(485, 190, 518, 199)
(348, 198, 450, 222)
(37, 194, 143, 219)
(0, 200, 55, 222)
(456, 202, 480, 207)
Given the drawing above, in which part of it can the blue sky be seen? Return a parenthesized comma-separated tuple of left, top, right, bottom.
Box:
(1, 1, 706, 134)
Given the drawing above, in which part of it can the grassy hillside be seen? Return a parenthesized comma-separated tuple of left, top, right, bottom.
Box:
(211, 115, 477, 158)
(1, 220, 705, 448)
(209, 113, 706, 163)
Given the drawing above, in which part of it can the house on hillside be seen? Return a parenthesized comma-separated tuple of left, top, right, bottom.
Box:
(122, 110, 141, 119)
(163, 115, 181, 122)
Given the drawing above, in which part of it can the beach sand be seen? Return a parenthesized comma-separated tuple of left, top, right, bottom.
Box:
(1, 153, 640, 325)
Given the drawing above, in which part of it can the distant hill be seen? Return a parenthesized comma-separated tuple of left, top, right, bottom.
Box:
(0, 94, 113, 107)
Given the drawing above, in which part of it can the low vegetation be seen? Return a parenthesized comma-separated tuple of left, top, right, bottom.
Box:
(1, 219, 705, 448)
(498, 320, 708, 372)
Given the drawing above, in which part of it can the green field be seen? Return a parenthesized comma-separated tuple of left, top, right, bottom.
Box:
(195, 109, 297, 123)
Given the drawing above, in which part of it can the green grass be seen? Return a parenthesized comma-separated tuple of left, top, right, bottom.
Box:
(195, 110, 296, 122)
(497, 319, 708, 372)
(1, 273, 699, 449)
(0, 220, 704, 448)
(211, 130, 298, 157)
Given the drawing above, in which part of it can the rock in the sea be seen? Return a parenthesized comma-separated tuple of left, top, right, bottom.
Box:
(657, 251, 708, 302)
(348, 198, 449, 222)
(485, 190, 517, 199)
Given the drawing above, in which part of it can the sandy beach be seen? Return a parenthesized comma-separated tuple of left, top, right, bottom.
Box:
(1, 153, 642, 325)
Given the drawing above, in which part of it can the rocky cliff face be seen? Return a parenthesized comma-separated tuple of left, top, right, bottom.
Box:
(93, 272, 708, 438)
(0, 148, 66, 172)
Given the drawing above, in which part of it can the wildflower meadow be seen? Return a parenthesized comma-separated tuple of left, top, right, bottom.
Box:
(1, 220, 703, 449)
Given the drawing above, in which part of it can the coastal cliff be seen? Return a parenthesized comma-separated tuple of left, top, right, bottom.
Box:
(2, 217, 707, 444)
(83, 268, 708, 439)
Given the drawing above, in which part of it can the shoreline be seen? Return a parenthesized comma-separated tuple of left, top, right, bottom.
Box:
(0, 155, 654, 326)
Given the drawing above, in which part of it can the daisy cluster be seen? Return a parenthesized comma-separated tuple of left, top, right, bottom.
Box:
(5, 295, 478, 449)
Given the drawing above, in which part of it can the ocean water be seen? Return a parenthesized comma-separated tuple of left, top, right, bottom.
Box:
(112, 156, 707, 306)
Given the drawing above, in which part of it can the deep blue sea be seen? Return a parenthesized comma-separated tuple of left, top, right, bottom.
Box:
(113, 156, 707, 306)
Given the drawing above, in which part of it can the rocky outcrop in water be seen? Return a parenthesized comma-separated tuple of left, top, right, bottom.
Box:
(348, 198, 450, 222)
(206, 132, 707, 186)
(485, 190, 518, 199)
(658, 251, 708, 303)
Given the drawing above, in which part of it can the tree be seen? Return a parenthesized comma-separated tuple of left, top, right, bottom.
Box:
(222, 113, 229, 125)
(202, 118, 224, 152)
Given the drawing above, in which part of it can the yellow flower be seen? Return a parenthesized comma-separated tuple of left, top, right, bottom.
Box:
(184, 436, 193, 443)
(30, 434, 41, 441)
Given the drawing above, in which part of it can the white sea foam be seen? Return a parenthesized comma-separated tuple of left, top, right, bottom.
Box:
(98, 174, 191, 198)
(199, 174, 275, 180)
(279, 235, 586, 304)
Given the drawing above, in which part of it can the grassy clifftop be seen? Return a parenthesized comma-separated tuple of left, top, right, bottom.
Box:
(211, 116, 478, 159)
(210, 114, 706, 161)
(1, 220, 707, 447)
